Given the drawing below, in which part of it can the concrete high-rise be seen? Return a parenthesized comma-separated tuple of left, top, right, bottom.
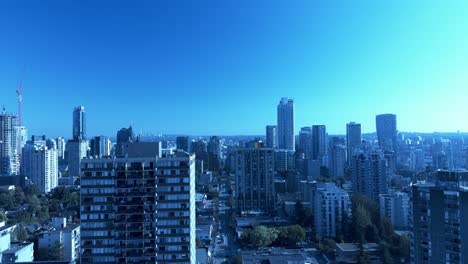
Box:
(235, 147, 275, 213)
(22, 136, 58, 193)
(265, 125, 277, 148)
(410, 170, 468, 264)
(376, 114, 397, 153)
(379, 189, 409, 230)
(80, 147, 195, 264)
(89, 136, 111, 157)
(55, 137, 66, 160)
(72, 106, 86, 140)
(298, 127, 312, 158)
(314, 183, 350, 238)
(67, 140, 88, 178)
(0, 113, 20, 176)
(277, 98, 295, 151)
(350, 150, 388, 201)
(346, 122, 361, 164)
(329, 144, 346, 178)
(176, 136, 189, 152)
(312, 125, 328, 166)
(115, 126, 134, 156)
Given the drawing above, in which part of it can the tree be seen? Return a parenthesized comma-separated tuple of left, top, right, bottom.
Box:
(358, 245, 370, 264)
(353, 204, 371, 243)
(319, 238, 336, 255)
(196, 237, 204, 248)
(284, 225, 306, 244)
(294, 201, 313, 227)
(35, 247, 48, 261)
(381, 217, 394, 241)
(13, 225, 28, 242)
(50, 241, 64, 260)
(232, 254, 242, 264)
(250, 226, 277, 247)
(380, 242, 393, 264)
(228, 196, 234, 208)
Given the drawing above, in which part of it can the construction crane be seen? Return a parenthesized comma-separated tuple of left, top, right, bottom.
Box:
(16, 68, 25, 167)
(16, 68, 25, 126)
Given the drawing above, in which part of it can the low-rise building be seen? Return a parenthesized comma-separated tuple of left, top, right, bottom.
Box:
(38, 217, 80, 261)
(335, 243, 380, 264)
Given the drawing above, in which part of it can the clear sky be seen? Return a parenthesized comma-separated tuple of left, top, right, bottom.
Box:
(1, 1, 468, 137)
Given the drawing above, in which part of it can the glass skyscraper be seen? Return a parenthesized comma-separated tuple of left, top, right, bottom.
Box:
(277, 98, 295, 151)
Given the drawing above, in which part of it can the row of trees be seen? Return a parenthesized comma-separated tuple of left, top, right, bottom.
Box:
(240, 225, 306, 247)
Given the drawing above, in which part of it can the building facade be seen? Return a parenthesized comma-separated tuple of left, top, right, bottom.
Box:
(329, 144, 346, 179)
(38, 217, 80, 261)
(277, 98, 295, 151)
(235, 148, 275, 213)
(410, 170, 468, 264)
(346, 122, 361, 164)
(376, 114, 397, 153)
(67, 140, 88, 178)
(298, 127, 312, 158)
(0, 113, 20, 176)
(350, 151, 388, 201)
(176, 136, 190, 152)
(72, 106, 86, 140)
(312, 125, 328, 166)
(80, 150, 195, 264)
(22, 136, 58, 193)
(314, 183, 350, 238)
(265, 125, 277, 148)
(379, 189, 409, 230)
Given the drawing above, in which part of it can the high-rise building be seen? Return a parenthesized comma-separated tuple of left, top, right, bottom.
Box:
(274, 149, 295, 172)
(410, 148, 425, 172)
(191, 139, 207, 154)
(22, 136, 58, 193)
(116, 126, 134, 144)
(329, 144, 346, 178)
(69, 107, 88, 178)
(207, 136, 221, 157)
(277, 98, 295, 151)
(314, 183, 350, 238)
(17, 126, 27, 149)
(379, 189, 409, 230)
(376, 114, 397, 153)
(207, 136, 221, 171)
(115, 126, 134, 156)
(80, 149, 195, 264)
(67, 140, 88, 178)
(298, 127, 312, 158)
(56, 137, 66, 160)
(346, 122, 361, 164)
(350, 150, 388, 201)
(235, 147, 275, 213)
(0, 113, 20, 176)
(89, 136, 111, 157)
(312, 125, 328, 166)
(72, 106, 86, 140)
(265, 125, 277, 148)
(410, 170, 468, 264)
(176, 136, 189, 152)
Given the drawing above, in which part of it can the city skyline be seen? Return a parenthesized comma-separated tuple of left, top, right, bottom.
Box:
(2, 1, 468, 137)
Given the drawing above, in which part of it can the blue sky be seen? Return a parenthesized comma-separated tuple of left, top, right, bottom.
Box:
(1, 1, 468, 137)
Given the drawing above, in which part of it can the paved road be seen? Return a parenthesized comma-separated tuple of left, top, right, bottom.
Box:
(212, 172, 238, 263)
